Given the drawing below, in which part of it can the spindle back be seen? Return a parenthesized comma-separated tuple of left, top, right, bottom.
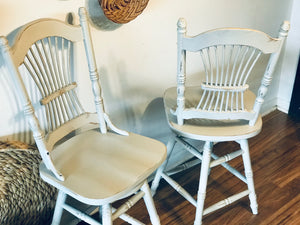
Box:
(0, 8, 106, 180)
(175, 18, 289, 126)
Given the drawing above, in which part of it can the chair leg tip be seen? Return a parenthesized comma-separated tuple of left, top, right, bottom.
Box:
(251, 207, 258, 214)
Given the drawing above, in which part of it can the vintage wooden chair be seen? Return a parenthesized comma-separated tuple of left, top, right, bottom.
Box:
(0, 7, 166, 225)
(151, 18, 289, 224)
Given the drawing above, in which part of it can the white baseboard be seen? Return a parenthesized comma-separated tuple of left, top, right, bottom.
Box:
(277, 97, 290, 114)
(260, 97, 290, 115)
(261, 97, 277, 116)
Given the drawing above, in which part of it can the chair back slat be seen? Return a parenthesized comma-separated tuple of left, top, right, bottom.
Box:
(195, 44, 262, 114)
(21, 36, 85, 133)
(175, 18, 289, 125)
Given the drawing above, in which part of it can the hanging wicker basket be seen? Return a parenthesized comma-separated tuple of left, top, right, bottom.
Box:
(0, 140, 57, 225)
(99, 0, 149, 24)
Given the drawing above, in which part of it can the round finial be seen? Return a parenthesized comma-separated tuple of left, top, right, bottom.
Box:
(0, 36, 9, 53)
(177, 18, 187, 29)
(279, 21, 290, 37)
(177, 18, 187, 34)
(78, 7, 87, 19)
(0, 36, 8, 47)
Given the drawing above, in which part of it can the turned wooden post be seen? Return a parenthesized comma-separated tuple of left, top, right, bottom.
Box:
(79, 7, 107, 133)
(177, 18, 187, 125)
(250, 21, 290, 126)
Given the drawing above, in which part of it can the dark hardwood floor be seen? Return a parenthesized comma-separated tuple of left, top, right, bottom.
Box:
(80, 110, 300, 225)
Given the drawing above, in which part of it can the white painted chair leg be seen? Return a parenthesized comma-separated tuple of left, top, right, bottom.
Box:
(51, 190, 67, 225)
(98, 206, 102, 223)
(151, 136, 177, 195)
(240, 139, 258, 214)
(102, 204, 112, 225)
(141, 181, 161, 225)
(194, 141, 213, 225)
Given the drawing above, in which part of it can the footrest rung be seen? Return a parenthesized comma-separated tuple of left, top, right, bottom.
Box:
(210, 150, 243, 168)
(112, 191, 145, 220)
(203, 190, 250, 216)
(112, 207, 145, 225)
(175, 137, 203, 160)
(63, 203, 102, 225)
(161, 172, 197, 206)
(167, 158, 200, 176)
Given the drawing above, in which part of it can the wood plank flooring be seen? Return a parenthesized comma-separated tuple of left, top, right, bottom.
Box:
(79, 110, 300, 225)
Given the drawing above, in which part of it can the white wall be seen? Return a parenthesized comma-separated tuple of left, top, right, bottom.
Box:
(0, 0, 295, 142)
(277, 0, 300, 113)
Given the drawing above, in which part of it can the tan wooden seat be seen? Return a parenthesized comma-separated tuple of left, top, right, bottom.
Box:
(151, 18, 289, 224)
(0, 7, 166, 225)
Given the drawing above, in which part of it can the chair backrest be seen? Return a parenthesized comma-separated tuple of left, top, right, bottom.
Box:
(0, 8, 107, 181)
(175, 18, 290, 126)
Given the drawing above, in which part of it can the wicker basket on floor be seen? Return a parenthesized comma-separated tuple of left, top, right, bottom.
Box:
(0, 140, 57, 225)
(99, 0, 149, 24)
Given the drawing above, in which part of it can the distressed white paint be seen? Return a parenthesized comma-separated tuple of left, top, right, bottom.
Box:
(151, 19, 288, 224)
(0, 1, 296, 224)
(0, 0, 294, 142)
(1, 7, 166, 225)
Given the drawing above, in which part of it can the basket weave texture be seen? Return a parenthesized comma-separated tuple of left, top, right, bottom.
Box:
(0, 141, 57, 225)
(99, 0, 149, 24)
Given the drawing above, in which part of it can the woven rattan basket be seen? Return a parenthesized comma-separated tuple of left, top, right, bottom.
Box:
(99, 0, 149, 24)
(0, 140, 57, 225)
